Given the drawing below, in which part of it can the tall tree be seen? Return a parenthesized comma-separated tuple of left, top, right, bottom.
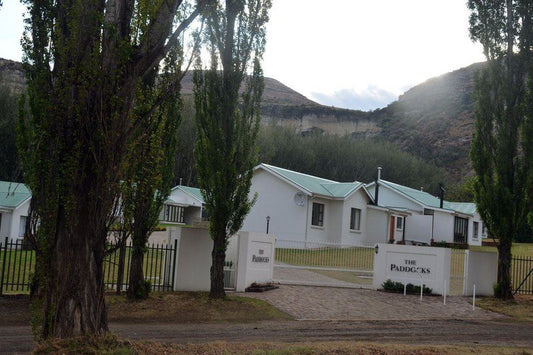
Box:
(18, 0, 203, 338)
(123, 50, 183, 300)
(468, 0, 533, 299)
(194, 0, 271, 299)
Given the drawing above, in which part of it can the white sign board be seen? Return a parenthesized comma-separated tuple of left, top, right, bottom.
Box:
(373, 244, 451, 295)
(236, 232, 275, 292)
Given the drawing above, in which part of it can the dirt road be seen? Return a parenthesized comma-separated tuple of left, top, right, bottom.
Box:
(2, 319, 533, 353)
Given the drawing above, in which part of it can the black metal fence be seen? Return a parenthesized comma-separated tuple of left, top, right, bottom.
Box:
(512, 255, 533, 295)
(0, 237, 177, 295)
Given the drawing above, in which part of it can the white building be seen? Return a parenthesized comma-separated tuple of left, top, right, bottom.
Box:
(160, 185, 206, 226)
(366, 175, 485, 246)
(0, 181, 31, 243)
(242, 164, 409, 246)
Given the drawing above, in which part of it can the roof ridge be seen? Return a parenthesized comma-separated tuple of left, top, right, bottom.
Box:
(261, 163, 338, 184)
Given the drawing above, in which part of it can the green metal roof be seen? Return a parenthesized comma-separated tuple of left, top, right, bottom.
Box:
(375, 180, 477, 215)
(176, 185, 205, 203)
(0, 181, 31, 209)
(443, 201, 477, 215)
(260, 164, 363, 198)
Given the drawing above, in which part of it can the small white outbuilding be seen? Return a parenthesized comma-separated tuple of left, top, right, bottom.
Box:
(0, 181, 31, 243)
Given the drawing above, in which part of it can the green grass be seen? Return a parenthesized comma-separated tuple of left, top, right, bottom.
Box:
(275, 246, 374, 270)
(470, 242, 533, 257)
(107, 292, 293, 323)
(0, 244, 173, 294)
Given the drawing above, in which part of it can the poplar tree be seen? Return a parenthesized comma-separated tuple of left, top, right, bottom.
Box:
(194, 0, 271, 299)
(122, 52, 183, 300)
(17, 0, 203, 338)
(468, 0, 533, 299)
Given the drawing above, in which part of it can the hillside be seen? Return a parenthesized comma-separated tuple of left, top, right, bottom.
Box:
(0, 57, 482, 179)
(369, 63, 483, 178)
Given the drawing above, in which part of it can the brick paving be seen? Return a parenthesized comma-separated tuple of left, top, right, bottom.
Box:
(242, 285, 504, 321)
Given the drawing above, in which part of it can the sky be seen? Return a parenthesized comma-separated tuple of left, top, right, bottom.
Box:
(0, 0, 486, 111)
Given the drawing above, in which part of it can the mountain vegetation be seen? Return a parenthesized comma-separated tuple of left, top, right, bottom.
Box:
(0, 56, 481, 195)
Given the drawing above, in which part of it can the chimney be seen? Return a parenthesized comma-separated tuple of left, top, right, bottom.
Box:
(420, 187, 424, 192)
(374, 167, 382, 205)
(439, 183, 445, 209)
(179, 177, 183, 186)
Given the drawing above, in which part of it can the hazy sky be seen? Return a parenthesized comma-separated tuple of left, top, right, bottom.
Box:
(0, 0, 485, 111)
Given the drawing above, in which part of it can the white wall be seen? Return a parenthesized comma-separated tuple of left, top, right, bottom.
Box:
(235, 232, 275, 292)
(169, 188, 202, 207)
(305, 196, 335, 243)
(171, 226, 213, 292)
(6, 199, 30, 242)
(468, 213, 483, 246)
(464, 250, 497, 296)
(183, 206, 201, 225)
(432, 211, 454, 243)
(365, 207, 390, 245)
(405, 215, 432, 244)
(371, 185, 424, 213)
(0, 211, 12, 241)
(341, 189, 369, 246)
(373, 243, 451, 295)
(242, 169, 308, 241)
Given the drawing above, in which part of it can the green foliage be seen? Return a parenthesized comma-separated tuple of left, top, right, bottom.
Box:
(18, 0, 201, 338)
(120, 46, 184, 300)
(194, 0, 272, 298)
(257, 125, 450, 191)
(468, 0, 533, 299)
(0, 83, 20, 181)
(381, 279, 432, 295)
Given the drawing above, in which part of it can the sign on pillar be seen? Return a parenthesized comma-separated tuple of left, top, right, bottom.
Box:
(235, 232, 275, 292)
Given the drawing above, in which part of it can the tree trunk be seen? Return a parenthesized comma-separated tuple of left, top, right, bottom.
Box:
(127, 237, 147, 299)
(496, 237, 514, 299)
(115, 235, 127, 295)
(41, 219, 108, 338)
(209, 230, 226, 299)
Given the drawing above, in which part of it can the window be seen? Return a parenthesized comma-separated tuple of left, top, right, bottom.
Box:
(19, 216, 27, 238)
(350, 208, 361, 231)
(396, 216, 403, 230)
(311, 203, 324, 227)
(482, 224, 486, 236)
(454, 216, 469, 243)
(164, 205, 184, 223)
(473, 222, 479, 239)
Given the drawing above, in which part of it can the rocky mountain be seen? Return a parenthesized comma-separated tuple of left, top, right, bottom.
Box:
(0, 58, 25, 94)
(0, 57, 482, 179)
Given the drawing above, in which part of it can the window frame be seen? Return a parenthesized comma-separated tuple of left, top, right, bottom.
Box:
(473, 221, 479, 239)
(396, 216, 403, 230)
(164, 205, 185, 224)
(349, 208, 361, 231)
(311, 202, 325, 227)
(454, 216, 469, 243)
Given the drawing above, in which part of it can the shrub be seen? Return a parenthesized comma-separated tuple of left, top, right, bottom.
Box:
(381, 279, 433, 295)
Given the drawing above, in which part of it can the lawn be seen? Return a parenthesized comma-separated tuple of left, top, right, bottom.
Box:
(107, 291, 292, 323)
(35, 337, 533, 354)
(471, 242, 533, 256)
(275, 246, 374, 270)
(477, 295, 533, 322)
(0, 242, 174, 294)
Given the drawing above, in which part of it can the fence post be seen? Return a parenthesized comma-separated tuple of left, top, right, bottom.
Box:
(0, 237, 8, 296)
(171, 238, 178, 291)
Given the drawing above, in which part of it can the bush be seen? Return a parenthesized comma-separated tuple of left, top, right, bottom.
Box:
(431, 240, 469, 249)
(381, 279, 432, 295)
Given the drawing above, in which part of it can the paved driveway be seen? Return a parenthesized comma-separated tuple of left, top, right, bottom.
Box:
(242, 285, 503, 321)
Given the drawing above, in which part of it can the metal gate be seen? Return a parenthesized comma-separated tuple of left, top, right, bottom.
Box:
(274, 239, 374, 288)
(449, 249, 467, 295)
(513, 255, 533, 295)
